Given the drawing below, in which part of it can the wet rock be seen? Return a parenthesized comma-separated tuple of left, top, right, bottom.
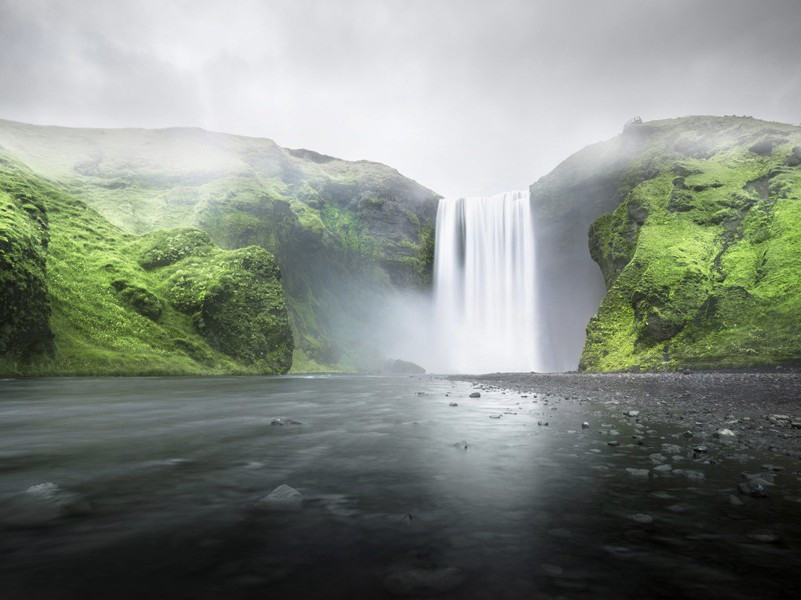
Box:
(271, 417, 302, 426)
(748, 530, 779, 543)
(682, 431, 694, 438)
(713, 428, 736, 439)
(653, 464, 672, 474)
(625, 410, 640, 418)
(469, 392, 481, 398)
(257, 484, 303, 511)
(649, 453, 668, 464)
(743, 472, 775, 485)
(662, 443, 682, 455)
(383, 566, 467, 596)
(666, 504, 687, 513)
(625, 468, 650, 477)
(581, 422, 590, 429)
(448, 402, 458, 407)
(5, 483, 92, 527)
(629, 513, 654, 524)
(650, 491, 675, 499)
(453, 440, 469, 451)
(738, 480, 771, 498)
(489, 414, 502, 419)
(607, 441, 620, 447)
(729, 494, 744, 506)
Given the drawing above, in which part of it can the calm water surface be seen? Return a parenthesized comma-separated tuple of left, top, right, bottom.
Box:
(0, 375, 799, 599)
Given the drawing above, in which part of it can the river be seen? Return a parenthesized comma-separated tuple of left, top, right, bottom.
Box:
(0, 375, 799, 599)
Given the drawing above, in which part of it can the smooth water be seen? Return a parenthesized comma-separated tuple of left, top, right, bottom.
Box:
(1, 376, 800, 599)
(434, 192, 538, 373)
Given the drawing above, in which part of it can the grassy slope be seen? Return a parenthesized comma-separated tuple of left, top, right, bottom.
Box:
(0, 120, 439, 371)
(0, 156, 292, 376)
(581, 116, 801, 371)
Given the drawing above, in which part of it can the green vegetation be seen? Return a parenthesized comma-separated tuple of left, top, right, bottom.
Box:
(0, 156, 292, 376)
(580, 116, 801, 371)
(0, 119, 438, 374)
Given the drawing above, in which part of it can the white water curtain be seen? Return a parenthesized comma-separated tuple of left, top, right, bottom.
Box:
(433, 190, 539, 373)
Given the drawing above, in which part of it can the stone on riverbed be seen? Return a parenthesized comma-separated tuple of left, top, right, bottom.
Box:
(257, 484, 303, 511)
(383, 567, 466, 596)
(469, 392, 481, 398)
(629, 513, 653, 524)
(5, 483, 92, 527)
(271, 417, 302, 426)
(738, 480, 771, 498)
(625, 468, 650, 477)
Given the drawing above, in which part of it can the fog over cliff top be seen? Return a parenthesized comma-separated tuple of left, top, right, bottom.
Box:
(1, 0, 800, 197)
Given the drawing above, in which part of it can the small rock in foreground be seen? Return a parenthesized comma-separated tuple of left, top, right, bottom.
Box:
(271, 418, 302, 426)
(469, 392, 481, 398)
(257, 484, 303, 511)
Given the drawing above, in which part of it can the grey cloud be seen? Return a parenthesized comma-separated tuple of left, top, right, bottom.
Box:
(0, 0, 800, 196)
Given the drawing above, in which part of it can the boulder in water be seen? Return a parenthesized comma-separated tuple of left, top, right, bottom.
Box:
(257, 484, 303, 511)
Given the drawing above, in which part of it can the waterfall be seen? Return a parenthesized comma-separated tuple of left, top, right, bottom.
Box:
(433, 190, 539, 373)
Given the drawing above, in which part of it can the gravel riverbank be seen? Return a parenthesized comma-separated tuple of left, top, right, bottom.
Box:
(451, 370, 801, 460)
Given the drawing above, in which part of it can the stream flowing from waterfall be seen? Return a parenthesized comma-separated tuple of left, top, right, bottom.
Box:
(434, 191, 539, 373)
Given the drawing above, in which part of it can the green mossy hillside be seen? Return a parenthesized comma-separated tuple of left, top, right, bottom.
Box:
(0, 158, 292, 376)
(0, 120, 440, 371)
(581, 116, 801, 371)
(0, 158, 53, 358)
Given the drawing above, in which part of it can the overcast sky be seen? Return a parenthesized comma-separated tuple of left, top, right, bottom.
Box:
(1, 0, 800, 197)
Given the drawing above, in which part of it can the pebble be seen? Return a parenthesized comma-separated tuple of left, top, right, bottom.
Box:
(625, 468, 650, 477)
(629, 513, 654, 524)
(581, 422, 590, 429)
(469, 392, 481, 398)
(449, 402, 458, 407)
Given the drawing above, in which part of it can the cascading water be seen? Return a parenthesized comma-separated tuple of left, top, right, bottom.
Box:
(433, 190, 540, 373)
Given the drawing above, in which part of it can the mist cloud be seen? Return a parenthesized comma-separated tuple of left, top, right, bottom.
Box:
(1, 0, 800, 197)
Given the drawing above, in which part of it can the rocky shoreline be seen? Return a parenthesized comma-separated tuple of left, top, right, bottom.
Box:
(450, 370, 801, 460)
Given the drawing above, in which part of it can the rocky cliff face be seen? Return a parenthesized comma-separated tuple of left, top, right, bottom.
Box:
(0, 120, 439, 372)
(574, 116, 801, 371)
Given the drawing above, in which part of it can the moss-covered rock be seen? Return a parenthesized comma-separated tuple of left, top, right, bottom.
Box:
(137, 228, 214, 269)
(0, 161, 53, 359)
(162, 246, 293, 371)
(0, 155, 294, 376)
(579, 116, 801, 371)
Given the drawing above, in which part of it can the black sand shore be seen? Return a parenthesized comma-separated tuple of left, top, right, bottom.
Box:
(452, 370, 801, 459)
